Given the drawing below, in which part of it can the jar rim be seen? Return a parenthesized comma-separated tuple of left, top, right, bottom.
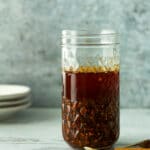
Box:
(61, 29, 120, 46)
(62, 29, 119, 37)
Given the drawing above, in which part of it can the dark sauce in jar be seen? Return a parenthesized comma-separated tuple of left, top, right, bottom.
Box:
(62, 66, 119, 149)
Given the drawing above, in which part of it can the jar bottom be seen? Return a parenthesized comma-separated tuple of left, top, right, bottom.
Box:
(69, 146, 114, 150)
(84, 146, 114, 150)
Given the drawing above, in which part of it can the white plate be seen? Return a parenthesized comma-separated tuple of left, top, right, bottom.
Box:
(0, 102, 31, 120)
(0, 96, 31, 107)
(0, 85, 31, 100)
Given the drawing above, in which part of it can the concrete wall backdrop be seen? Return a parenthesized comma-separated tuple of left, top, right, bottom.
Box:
(0, 0, 150, 108)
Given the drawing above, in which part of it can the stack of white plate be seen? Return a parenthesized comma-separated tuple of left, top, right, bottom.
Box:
(0, 85, 31, 120)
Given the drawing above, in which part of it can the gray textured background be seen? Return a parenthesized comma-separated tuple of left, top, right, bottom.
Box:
(0, 0, 150, 108)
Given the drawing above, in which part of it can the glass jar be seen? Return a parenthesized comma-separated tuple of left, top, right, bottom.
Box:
(61, 30, 120, 150)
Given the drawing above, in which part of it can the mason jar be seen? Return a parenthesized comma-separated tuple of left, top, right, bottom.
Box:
(61, 30, 120, 150)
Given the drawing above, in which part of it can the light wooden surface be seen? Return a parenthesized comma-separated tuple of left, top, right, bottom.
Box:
(0, 108, 150, 150)
(115, 148, 150, 150)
